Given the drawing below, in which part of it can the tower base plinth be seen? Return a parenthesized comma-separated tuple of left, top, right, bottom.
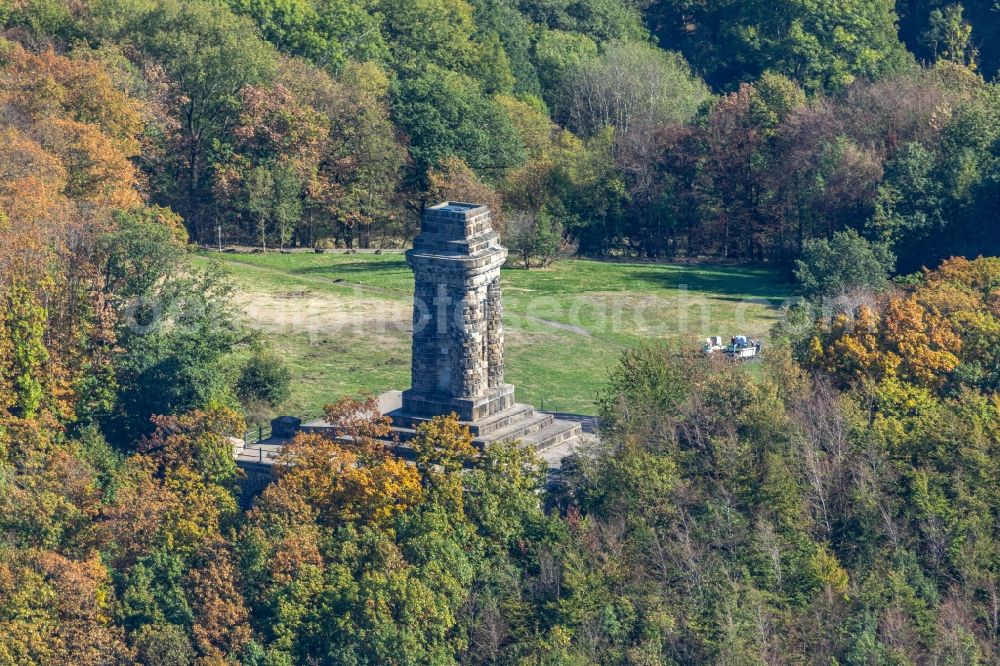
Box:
(401, 384, 515, 422)
(384, 390, 580, 454)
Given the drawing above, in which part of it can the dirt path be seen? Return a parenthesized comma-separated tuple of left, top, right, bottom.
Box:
(235, 289, 412, 338)
(221, 258, 596, 339)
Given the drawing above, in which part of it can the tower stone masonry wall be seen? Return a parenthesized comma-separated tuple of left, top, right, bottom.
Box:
(487, 277, 504, 389)
(401, 202, 513, 421)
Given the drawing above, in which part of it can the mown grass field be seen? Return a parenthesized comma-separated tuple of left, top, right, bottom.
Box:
(193, 250, 793, 417)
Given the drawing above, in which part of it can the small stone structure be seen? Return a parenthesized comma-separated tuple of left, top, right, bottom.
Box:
(271, 415, 301, 439)
(385, 202, 581, 452)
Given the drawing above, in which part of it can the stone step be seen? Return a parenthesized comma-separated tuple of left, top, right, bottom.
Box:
(467, 403, 535, 436)
(474, 411, 554, 446)
(521, 420, 582, 453)
(388, 403, 534, 437)
(296, 404, 582, 464)
(387, 411, 554, 450)
(387, 425, 417, 442)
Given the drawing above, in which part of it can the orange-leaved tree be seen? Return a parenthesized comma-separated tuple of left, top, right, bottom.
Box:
(322, 395, 394, 460)
(0, 44, 156, 429)
(269, 432, 422, 526)
(809, 296, 961, 391)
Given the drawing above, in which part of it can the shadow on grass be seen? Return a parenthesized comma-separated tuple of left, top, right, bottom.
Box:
(296, 260, 409, 278)
(292, 261, 414, 294)
(629, 267, 793, 303)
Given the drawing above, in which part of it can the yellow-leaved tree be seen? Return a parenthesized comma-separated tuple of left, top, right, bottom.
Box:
(809, 296, 960, 390)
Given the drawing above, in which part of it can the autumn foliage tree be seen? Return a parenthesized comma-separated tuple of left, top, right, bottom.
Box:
(0, 43, 150, 428)
(321, 395, 394, 459)
(806, 266, 973, 393)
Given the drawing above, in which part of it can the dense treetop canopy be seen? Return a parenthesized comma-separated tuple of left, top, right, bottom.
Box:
(0, 0, 994, 265)
(1, 0, 1000, 663)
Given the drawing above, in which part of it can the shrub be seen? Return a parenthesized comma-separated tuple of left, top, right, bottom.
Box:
(236, 352, 291, 408)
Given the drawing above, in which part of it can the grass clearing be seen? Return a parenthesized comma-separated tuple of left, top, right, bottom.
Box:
(193, 251, 793, 416)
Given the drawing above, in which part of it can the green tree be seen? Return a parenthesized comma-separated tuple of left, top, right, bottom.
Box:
(377, 0, 477, 71)
(898, 0, 1000, 77)
(272, 161, 303, 251)
(533, 29, 598, 100)
(0, 0, 83, 43)
(519, 0, 647, 42)
(236, 351, 291, 409)
(870, 142, 947, 257)
(467, 0, 541, 95)
(93, 208, 250, 444)
(506, 209, 565, 268)
(557, 41, 709, 138)
(647, 0, 913, 92)
(794, 229, 896, 299)
(596, 345, 699, 442)
(132, 623, 196, 666)
(392, 65, 525, 179)
(99, 207, 188, 307)
(108, 266, 248, 444)
(247, 165, 274, 251)
(465, 439, 546, 547)
(868, 81, 1000, 270)
(139, 0, 278, 242)
(473, 33, 515, 95)
(924, 4, 977, 66)
(0, 285, 49, 420)
(225, 0, 388, 72)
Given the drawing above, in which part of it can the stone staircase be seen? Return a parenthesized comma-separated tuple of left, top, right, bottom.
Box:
(386, 401, 582, 453)
(295, 391, 583, 463)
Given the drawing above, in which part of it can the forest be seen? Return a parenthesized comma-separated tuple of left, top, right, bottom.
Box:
(1, 0, 998, 266)
(1, 0, 999, 663)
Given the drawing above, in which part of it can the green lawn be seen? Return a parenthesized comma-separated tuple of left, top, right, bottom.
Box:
(193, 251, 793, 417)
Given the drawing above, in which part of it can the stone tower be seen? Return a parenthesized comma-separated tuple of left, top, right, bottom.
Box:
(402, 202, 514, 421)
(386, 201, 580, 455)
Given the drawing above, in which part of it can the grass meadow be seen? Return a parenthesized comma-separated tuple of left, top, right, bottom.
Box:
(193, 250, 794, 417)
